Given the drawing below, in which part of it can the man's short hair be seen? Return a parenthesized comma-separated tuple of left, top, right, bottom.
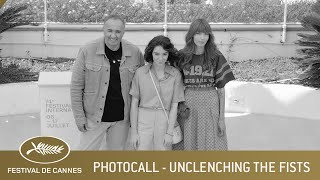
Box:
(103, 14, 126, 27)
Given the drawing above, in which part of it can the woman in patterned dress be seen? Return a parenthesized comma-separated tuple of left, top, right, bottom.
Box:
(129, 35, 185, 150)
(173, 18, 235, 150)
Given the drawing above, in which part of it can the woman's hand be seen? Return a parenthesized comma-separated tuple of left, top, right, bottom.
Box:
(130, 97, 140, 150)
(130, 132, 140, 150)
(218, 118, 226, 137)
(164, 133, 173, 147)
(217, 88, 226, 137)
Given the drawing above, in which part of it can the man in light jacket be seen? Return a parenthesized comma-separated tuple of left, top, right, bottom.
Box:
(71, 15, 145, 150)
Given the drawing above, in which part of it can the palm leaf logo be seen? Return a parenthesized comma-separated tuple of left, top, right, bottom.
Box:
(26, 142, 64, 156)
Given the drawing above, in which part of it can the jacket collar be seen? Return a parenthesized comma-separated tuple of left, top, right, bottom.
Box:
(144, 63, 175, 77)
(96, 37, 132, 57)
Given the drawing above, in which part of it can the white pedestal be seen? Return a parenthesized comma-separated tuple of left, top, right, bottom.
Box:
(38, 72, 80, 150)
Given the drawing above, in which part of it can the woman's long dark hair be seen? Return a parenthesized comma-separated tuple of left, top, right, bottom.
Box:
(179, 18, 219, 71)
(144, 35, 180, 66)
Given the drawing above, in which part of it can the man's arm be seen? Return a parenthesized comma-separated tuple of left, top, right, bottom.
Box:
(137, 49, 145, 67)
(129, 97, 140, 149)
(70, 47, 87, 132)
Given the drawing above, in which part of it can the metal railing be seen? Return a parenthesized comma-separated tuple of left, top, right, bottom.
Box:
(40, 0, 290, 42)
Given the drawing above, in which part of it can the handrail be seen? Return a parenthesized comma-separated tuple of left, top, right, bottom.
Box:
(8, 23, 307, 32)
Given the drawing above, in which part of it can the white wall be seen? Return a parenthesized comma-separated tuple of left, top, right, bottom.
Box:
(0, 23, 309, 61)
(1, 77, 319, 120)
(225, 81, 320, 120)
(1, 75, 320, 150)
(225, 112, 320, 150)
(0, 82, 40, 116)
(224, 81, 320, 150)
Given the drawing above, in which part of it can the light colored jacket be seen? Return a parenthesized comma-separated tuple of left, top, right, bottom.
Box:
(70, 37, 145, 128)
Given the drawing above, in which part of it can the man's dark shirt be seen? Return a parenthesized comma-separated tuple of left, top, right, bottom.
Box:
(101, 43, 124, 122)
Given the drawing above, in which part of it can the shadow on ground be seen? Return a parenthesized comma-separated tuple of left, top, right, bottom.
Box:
(0, 113, 40, 150)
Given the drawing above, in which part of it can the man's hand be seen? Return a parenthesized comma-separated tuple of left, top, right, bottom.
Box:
(77, 123, 87, 132)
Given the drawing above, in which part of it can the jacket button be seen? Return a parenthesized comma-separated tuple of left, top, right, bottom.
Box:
(97, 121, 99, 123)
(102, 96, 104, 98)
(105, 82, 107, 85)
(100, 108, 102, 110)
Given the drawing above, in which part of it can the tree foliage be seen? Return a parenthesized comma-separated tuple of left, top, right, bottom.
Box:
(0, 1, 35, 75)
(296, 0, 320, 88)
(0, 3, 34, 34)
(17, 0, 314, 23)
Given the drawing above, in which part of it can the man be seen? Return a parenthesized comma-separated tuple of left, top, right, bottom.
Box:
(70, 15, 145, 150)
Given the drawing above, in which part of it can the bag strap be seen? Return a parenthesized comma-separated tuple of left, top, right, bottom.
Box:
(149, 70, 169, 123)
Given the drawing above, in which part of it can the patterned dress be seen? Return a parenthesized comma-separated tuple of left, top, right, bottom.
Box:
(173, 51, 235, 150)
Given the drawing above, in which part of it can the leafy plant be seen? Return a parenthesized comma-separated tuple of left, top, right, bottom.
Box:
(0, 3, 34, 34)
(0, 2, 36, 76)
(295, 0, 320, 88)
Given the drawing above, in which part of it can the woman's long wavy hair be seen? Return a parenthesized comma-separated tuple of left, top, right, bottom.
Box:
(144, 35, 180, 66)
(179, 18, 219, 71)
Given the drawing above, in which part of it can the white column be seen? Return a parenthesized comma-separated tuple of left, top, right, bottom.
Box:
(38, 72, 80, 150)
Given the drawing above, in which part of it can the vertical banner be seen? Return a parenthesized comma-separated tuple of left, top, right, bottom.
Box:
(38, 72, 80, 149)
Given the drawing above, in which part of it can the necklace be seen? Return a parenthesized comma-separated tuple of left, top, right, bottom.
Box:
(112, 59, 121, 64)
(155, 71, 165, 80)
(151, 64, 165, 81)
